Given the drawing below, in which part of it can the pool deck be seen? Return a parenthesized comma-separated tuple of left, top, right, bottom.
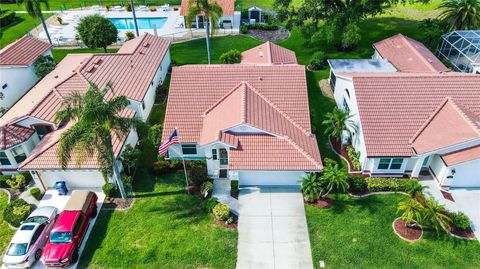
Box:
(33, 7, 239, 46)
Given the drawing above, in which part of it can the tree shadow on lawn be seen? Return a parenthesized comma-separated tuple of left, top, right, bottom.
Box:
(328, 194, 398, 215)
(0, 16, 27, 42)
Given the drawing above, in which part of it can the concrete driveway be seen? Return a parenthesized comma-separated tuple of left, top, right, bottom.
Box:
(236, 186, 313, 269)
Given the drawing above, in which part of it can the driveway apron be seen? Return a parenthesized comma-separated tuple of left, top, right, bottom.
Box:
(236, 186, 313, 269)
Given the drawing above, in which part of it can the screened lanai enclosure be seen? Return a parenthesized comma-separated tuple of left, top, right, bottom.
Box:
(436, 31, 480, 73)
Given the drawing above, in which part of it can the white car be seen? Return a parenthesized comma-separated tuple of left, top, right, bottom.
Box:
(3, 206, 58, 268)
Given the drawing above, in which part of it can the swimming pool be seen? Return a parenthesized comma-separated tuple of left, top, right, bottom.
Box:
(109, 17, 167, 30)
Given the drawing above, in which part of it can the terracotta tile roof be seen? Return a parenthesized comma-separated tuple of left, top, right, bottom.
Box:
(19, 109, 135, 170)
(164, 64, 323, 170)
(229, 135, 322, 170)
(341, 72, 480, 157)
(0, 124, 35, 150)
(441, 145, 480, 166)
(241, 42, 297, 65)
(0, 36, 51, 67)
(410, 98, 480, 154)
(373, 34, 449, 73)
(180, 0, 234, 16)
(164, 64, 311, 142)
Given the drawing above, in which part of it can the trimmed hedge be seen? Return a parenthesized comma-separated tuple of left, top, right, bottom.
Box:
(30, 188, 43, 201)
(3, 199, 32, 227)
(0, 11, 16, 27)
(347, 176, 419, 193)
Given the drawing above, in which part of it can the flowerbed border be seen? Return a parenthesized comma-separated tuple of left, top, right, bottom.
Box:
(392, 217, 423, 242)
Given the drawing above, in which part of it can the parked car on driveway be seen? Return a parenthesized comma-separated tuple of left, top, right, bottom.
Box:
(2, 206, 58, 268)
(41, 190, 98, 267)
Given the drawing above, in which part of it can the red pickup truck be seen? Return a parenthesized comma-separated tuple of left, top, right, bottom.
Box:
(41, 190, 97, 267)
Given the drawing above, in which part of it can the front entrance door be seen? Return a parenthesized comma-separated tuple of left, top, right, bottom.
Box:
(211, 148, 228, 178)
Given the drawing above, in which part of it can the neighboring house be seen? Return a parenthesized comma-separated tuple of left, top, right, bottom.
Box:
(179, 0, 241, 30)
(0, 34, 171, 192)
(0, 36, 52, 114)
(328, 34, 480, 189)
(436, 30, 480, 74)
(162, 42, 323, 186)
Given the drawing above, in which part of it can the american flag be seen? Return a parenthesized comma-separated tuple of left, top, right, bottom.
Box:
(158, 129, 179, 155)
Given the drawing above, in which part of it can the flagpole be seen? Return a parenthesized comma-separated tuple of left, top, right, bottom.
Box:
(176, 127, 190, 194)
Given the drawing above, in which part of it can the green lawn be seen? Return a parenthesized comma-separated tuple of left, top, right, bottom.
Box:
(0, 192, 15, 256)
(52, 48, 119, 62)
(80, 172, 238, 268)
(306, 194, 480, 269)
(0, 13, 52, 49)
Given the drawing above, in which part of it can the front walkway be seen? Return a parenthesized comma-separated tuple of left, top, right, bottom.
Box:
(420, 176, 480, 240)
(236, 186, 313, 269)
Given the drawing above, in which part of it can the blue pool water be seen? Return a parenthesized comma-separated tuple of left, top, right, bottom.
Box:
(109, 17, 167, 30)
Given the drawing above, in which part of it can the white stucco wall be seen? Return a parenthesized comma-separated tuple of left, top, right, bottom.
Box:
(234, 170, 306, 186)
(0, 50, 52, 112)
(448, 158, 480, 187)
(430, 155, 449, 182)
(36, 170, 105, 190)
(168, 143, 206, 160)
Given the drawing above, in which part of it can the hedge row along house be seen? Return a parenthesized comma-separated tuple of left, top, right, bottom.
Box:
(162, 42, 323, 185)
(0, 34, 171, 195)
(328, 34, 480, 189)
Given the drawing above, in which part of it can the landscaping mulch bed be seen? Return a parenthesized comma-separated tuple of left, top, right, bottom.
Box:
(215, 213, 238, 229)
(449, 226, 476, 239)
(246, 27, 290, 42)
(393, 218, 422, 242)
(102, 197, 134, 211)
(187, 185, 211, 200)
(329, 137, 362, 173)
(304, 197, 332, 208)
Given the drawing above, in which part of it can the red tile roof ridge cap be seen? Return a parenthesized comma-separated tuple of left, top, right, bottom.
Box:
(409, 97, 451, 144)
(243, 81, 312, 137)
(401, 35, 441, 73)
(203, 81, 246, 121)
(284, 136, 323, 169)
(265, 41, 273, 64)
(409, 97, 480, 145)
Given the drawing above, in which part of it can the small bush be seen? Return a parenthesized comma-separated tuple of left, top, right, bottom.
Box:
(347, 175, 367, 193)
(125, 31, 135, 40)
(204, 198, 218, 212)
(0, 175, 11, 188)
(231, 180, 239, 196)
(6, 174, 27, 190)
(189, 166, 210, 186)
(346, 146, 361, 170)
(213, 203, 230, 220)
(125, 3, 132, 11)
(240, 24, 248, 34)
(219, 49, 241, 64)
(0, 11, 16, 27)
(201, 181, 213, 197)
(149, 7, 157, 11)
(451, 212, 471, 230)
(309, 51, 327, 70)
(30, 188, 43, 201)
(148, 124, 163, 147)
(102, 183, 116, 197)
(34, 55, 56, 79)
(21, 172, 33, 185)
(152, 159, 171, 174)
(3, 199, 32, 227)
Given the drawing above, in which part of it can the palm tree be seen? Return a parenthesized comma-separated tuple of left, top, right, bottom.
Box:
(420, 197, 452, 233)
(185, 0, 223, 64)
(439, 0, 480, 30)
(55, 83, 139, 199)
(299, 173, 323, 202)
(320, 159, 349, 198)
(322, 107, 358, 145)
(397, 198, 424, 227)
(24, 0, 52, 45)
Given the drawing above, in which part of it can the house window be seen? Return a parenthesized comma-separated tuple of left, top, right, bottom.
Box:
(34, 125, 53, 139)
(182, 144, 197, 155)
(141, 101, 145, 110)
(378, 159, 390, 169)
(11, 145, 27, 164)
(0, 152, 11, 165)
(212, 149, 218, 160)
(378, 158, 404, 170)
(219, 148, 228, 165)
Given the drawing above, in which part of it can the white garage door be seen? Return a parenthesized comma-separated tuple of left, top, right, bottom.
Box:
(238, 171, 306, 186)
(39, 170, 105, 189)
(451, 159, 480, 188)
